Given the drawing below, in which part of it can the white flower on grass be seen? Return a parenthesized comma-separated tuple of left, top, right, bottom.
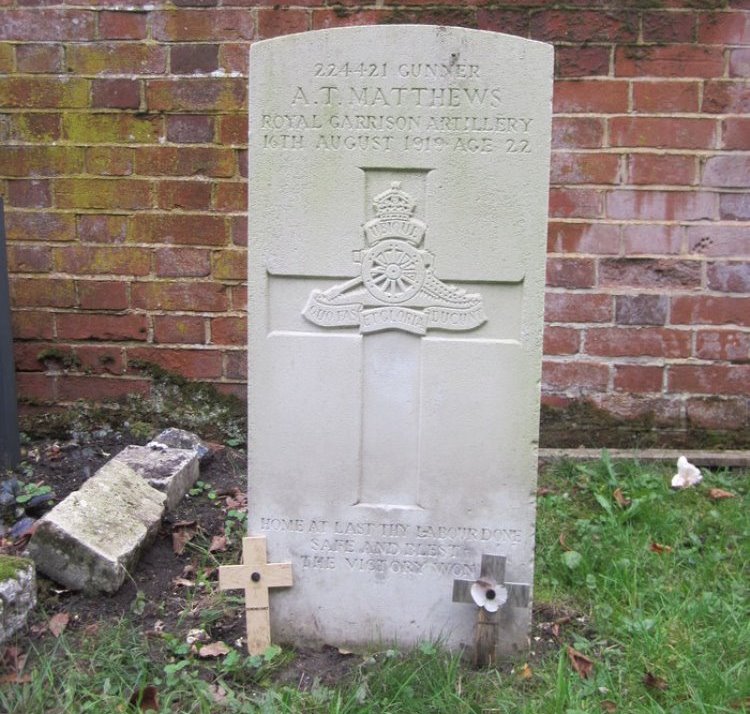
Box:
(671, 456, 702, 489)
(470, 578, 508, 613)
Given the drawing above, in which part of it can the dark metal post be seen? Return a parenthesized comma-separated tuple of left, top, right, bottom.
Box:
(0, 198, 20, 470)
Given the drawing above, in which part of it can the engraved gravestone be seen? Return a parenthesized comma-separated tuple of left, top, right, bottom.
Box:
(248, 26, 552, 656)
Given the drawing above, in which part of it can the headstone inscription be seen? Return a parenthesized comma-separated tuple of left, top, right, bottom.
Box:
(247, 26, 553, 657)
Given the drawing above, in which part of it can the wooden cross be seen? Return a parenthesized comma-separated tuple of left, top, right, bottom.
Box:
(218, 536, 293, 655)
(452, 554, 531, 667)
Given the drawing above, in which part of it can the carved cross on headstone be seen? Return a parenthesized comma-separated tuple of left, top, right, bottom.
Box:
(218, 536, 293, 655)
(452, 554, 531, 667)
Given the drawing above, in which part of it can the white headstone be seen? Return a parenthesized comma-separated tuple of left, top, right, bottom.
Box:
(247, 25, 552, 656)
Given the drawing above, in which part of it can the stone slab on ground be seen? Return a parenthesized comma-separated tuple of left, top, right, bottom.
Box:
(149, 428, 211, 465)
(114, 443, 199, 511)
(0, 556, 36, 645)
(538, 448, 750, 469)
(27, 460, 166, 594)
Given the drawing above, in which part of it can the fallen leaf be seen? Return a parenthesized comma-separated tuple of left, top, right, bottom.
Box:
(567, 646, 594, 679)
(152, 620, 165, 634)
(129, 685, 159, 711)
(196, 641, 230, 658)
(209, 535, 227, 553)
(172, 521, 198, 555)
(643, 671, 668, 691)
(0, 673, 32, 684)
(171, 577, 195, 588)
(83, 623, 100, 637)
(517, 663, 533, 680)
(613, 488, 631, 508)
(649, 542, 673, 555)
(537, 487, 554, 496)
(209, 684, 227, 704)
(601, 701, 617, 712)
(48, 612, 70, 638)
(708, 488, 735, 501)
(558, 532, 569, 550)
(225, 490, 247, 509)
(1, 646, 27, 674)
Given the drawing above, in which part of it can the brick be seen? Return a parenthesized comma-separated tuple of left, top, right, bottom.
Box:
(591, 394, 682, 425)
(0, 9, 95, 41)
(219, 43, 249, 74)
(67, 44, 167, 75)
(154, 315, 205, 345)
(53, 246, 150, 276)
(14, 342, 53, 372)
(687, 226, 750, 257)
(729, 48, 750, 78)
(16, 43, 63, 73)
(11, 311, 53, 340)
(147, 78, 247, 112)
(75, 346, 125, 375)
(626, 154, 695, 186)
(543, 326, 579, 355)
(703, 81, 750, 114)
(606, 190, 717, 221)
(85, 147, 134, 177)
(475, 9, 529, 36)
(63, 114, 162, 143)
(128, 214, 227, 246)
(11, 278, 76, 308)
(599, 258, 701, 289)
(57, 313, 148, 341)
(152, 10, 254, 41)
(134, 147, 235, 178)
(669, 364, 750, 396)
(171, 44, 219, 74)
(720, 194, 750, 220)
(54, 179, 151, 211)
(554, 46, 610, 78)
(554, 80, 628, 114)
(6, 180, 51, 208)
(312, 9, 408, 31)
(614, 365, 663, 393)
(58, 375, 149, 401)
(92, 79, 141, 110)
(156, 180, 212, 210)
(77, 215, 128, 245)
(215, 181, 247, 212)
(530, 9, 637, 42)
(703, 155, 750, 189)
(77, 280, 128, 310)
(211, 316, 245, 345)
(155, 247, 210, 277)
(616, 294, 668, 325)
(632, 81, 700, 113)
(257, 8, 309, 38)
(224, 351, 247, 381)
(615, 45, 724, 78)
(551, 152, 621, 185)
(695, 330, 750, 361)
(545, 292, 612, 323)
(707, 262, 750, 293)
(641, 10, 695, 42)
(552, 117, 605, 150)
(128, 347, 223, 379)
(545, 257, 595, 288)
(0, 146, 83, 177)
(15, 372, 56, 402)
(621, 225, 683, 255)
(672, 295, 750, 327)
(721, 118, 750, 150)
(218, 115, 248, 145)
(230, 215, 247, 247)
(131, 282, 228, 312)
(549, 188, 604, 219)
(212, 249, 246, 280)
(610, 118, 716, 150)
(230, 286, 246, 312)
(0, 44, 11, 73)
(5, 211, 75, 243)
(698, 11, 750, 44)
(686, 398, 748, 430)
(542, 361, 610, 390)
(99, 11, 147, 40)
(238, 149, 248, 179)
(547, 222, 620, 254)
(212, 382, 246, 400)
(3, 113, 61, 142)
(166, 115, 215, 144)
(585, 327, 690, 358)
(7, 244, 51, 273)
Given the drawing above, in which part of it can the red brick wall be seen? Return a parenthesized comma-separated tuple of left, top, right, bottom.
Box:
(1, 1, 748, 436)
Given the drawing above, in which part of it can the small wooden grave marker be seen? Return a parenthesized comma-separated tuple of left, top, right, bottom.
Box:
(453, 554, 531, 667)
(218, 536, 292, 655)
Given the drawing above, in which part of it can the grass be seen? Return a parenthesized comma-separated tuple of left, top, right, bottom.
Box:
(1, 455, 747, 713)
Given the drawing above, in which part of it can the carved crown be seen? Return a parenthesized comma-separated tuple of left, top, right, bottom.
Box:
(372, 182, 416, 220)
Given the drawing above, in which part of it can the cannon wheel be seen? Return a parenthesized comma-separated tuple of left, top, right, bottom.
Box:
(362, 239, 426, 304)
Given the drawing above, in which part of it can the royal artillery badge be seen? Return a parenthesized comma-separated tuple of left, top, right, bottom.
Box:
(302, 182, 487, 335)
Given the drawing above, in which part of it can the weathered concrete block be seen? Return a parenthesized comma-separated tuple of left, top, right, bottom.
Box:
(114, 444, 199, 511)
(149, 428, 211, 465)
(0, 556, 36, 644)
(27, 461, 166, 594)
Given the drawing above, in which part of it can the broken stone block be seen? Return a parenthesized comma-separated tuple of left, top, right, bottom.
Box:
(27, 461, 166, 594)
(0, 556, 36, 645)
(113, 444, 199, 511)
(149, 428, 211, 465)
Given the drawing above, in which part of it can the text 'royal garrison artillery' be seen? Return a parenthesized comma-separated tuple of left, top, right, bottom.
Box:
(302, 182, 486, 336)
